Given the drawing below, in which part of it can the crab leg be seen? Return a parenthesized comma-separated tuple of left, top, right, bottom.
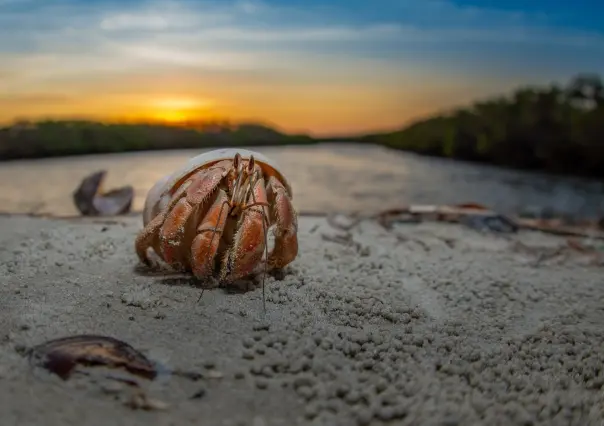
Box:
(266, 175, 298, 269)
(134, 177, 195, 266)
(158, 163, 229, 268)
(190, 189, 230, 280)
(222, 174, 270, 282)
(135, 209, 168, 266)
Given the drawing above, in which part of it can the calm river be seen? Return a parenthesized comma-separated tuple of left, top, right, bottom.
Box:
(0, 144, 602, 218)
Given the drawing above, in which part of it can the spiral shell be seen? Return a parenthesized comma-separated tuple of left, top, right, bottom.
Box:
(142, 148, 291, 225)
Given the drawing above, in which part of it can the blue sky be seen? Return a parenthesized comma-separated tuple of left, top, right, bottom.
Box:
(0, 0, 603, 135)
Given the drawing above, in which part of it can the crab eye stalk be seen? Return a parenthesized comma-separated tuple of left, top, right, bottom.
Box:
(247, 155, 255, 174)
(233, 153, 242, 170)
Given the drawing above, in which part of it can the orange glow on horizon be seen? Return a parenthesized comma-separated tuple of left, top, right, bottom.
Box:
(0, 77, 506, 136)
(145, 97, 215, 124)
(109, 96, 219, 125)
(149, 110, 193, 124)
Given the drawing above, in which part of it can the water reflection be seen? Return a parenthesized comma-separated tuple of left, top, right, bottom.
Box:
(0, 144, 602, 218)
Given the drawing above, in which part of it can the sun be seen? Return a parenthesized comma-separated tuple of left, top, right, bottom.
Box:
(147, 97, 215, 124)
(152, 110, 190, 123)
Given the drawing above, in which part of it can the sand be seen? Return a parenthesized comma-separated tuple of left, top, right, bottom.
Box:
(0, 213, 603, 426)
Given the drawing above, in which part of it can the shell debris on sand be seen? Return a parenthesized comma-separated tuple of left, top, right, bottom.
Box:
(24, 335, 158, 381)
(72, 170, 134, 216)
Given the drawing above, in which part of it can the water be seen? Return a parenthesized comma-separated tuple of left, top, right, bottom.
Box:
(1, 143, 603, 218)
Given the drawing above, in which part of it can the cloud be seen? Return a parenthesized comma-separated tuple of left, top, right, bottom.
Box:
(2, 0, 601, 50)
(91, 0, 604, 48)
(97, 1, 231, 31)
(0, 94, 72, 106)
(391, 0, 544, 26)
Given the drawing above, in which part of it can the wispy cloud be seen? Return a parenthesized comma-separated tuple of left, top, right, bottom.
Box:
(0, 94, 72, 106)
(0, 0, 603, 133)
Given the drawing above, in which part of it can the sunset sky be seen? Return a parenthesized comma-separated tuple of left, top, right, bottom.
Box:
(1, 0, 603, 136)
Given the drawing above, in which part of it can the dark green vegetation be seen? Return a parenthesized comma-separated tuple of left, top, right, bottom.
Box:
(1, 74, 602, 179)
(361, 73, 604, 178)
(0, 121, 316, 160)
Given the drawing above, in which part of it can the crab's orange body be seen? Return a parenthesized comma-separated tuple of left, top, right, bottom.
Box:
(135, 149, 298, 284)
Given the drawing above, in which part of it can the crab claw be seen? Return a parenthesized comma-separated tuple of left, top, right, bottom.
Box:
(266, 176, 298, 269)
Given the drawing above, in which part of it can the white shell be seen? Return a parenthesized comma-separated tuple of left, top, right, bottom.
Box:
(143, 148, 292, 225)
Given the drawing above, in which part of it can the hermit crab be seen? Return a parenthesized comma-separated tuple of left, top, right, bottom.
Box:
(134, 148, 299, 290)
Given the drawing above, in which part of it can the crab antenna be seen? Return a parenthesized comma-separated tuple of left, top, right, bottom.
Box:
(239, 155, 256, 205)
(243, 173, 255, 205)
(246, 168, 269, 314)
(230, 155, 246, 206)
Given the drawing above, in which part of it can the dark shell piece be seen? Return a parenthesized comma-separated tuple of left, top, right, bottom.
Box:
(26, 334, 157, 380)
(73, 170, 134, 216)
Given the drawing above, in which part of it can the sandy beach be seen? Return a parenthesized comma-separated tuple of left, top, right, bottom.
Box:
(0, 213, 603, 426)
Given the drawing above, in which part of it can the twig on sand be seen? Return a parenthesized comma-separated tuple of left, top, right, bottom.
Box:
(319, 204, 604, 241)
(326, 213, 364, 231)
(511, 238, 604, 267)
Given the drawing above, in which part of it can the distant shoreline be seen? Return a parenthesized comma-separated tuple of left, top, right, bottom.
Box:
(0, 130, 602, 183)
(0, 128, 601, 183)
(2, 141, 602, 187)
(0, 137, 328, 162)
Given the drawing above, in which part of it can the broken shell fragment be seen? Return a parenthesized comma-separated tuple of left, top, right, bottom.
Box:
(26, 334, 157, 380)
(73, 170, 134, 216)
